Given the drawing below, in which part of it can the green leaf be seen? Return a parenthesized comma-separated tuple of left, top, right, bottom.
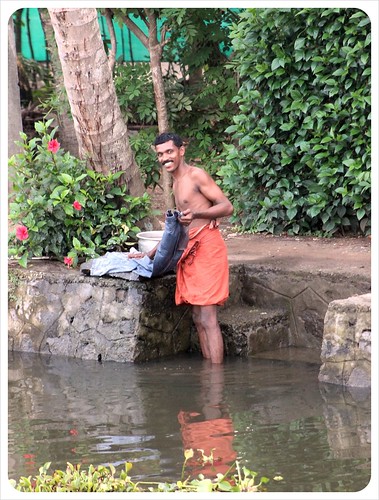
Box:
(332, 68, 345, 76)
(72, 237, 82, 250)
(34, 121, 45, 134)
(196, 479, 213, 492)
(50, 186, 64, 200)
(217, 480, 233, 492)
(60, 189, 70, 200)
(294, 37, 305, 50)
(64, 205, 74, 216)
(287, 207, 297, 220)
(357, 17, 370, 27)
(59, 173, 73, 184)
(19, 253, 28, 268)
(271, 58, 282, 71)
(357, 208, 366, 220)
(280, 122, 295, 131)
(307, 206, 321, 218)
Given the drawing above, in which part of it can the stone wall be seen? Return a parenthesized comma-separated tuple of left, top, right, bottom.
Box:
(8, 260, 371, 364)
(237, 266, 370, 349)
(8, 262, 192, 363)
(318, 294, 371, 387)
(217, 264, 371, 356)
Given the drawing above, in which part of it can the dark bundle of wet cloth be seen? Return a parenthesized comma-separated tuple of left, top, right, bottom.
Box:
(81, 210, 188, 279)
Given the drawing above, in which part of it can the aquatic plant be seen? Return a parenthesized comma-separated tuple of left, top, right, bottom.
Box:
(9, 451, 276, 493)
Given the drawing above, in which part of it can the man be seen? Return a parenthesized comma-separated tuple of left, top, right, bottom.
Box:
(138, 132, 233, 363)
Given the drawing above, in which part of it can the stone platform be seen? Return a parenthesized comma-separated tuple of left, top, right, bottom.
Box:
(8, 248, 371, 373)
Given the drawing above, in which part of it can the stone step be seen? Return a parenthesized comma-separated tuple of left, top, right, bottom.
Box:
(218, 305, 290, 357)
(251, 346, 321, 365)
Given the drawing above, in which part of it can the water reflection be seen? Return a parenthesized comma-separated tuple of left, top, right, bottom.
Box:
(178, 363, 236, 477)
(8, 351, 370, 492)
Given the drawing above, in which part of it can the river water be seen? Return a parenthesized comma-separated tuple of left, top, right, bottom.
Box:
(8, 350, 370, 493)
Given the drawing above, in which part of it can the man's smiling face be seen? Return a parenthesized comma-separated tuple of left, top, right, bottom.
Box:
(155, 140, 185, 173)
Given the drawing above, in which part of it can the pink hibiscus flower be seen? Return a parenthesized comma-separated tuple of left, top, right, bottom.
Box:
(47, 139, 60, 153)
(16, 225, 29, 241)
(64, 256, 74, 268)
(73, 201, 82, 210)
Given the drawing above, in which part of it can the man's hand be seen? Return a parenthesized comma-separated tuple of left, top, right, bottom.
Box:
(128, 251, 153, 260)
(178, 209, 193, 226)
(128, 252, 145, 259)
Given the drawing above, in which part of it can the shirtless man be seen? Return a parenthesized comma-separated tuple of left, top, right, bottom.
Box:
(139, 132, 233, 363)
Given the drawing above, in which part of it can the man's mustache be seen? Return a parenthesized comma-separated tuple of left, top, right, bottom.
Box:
(163, 159, 173, 166)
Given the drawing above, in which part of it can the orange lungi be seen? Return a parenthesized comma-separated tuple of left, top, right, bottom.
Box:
(175, 224, 229, 306)
(178, 410, 236, 477)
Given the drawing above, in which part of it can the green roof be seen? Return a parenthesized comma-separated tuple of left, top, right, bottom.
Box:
(17, 8, 152, 63)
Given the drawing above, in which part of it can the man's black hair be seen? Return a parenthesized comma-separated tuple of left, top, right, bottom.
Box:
(154, 132, 183, 148)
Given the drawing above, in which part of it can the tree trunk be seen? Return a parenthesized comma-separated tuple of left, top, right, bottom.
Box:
(48, 8, 145, 198)
(146, 12, 173, 209)
(39, 8, 79, 157)
(8, 13, 23, 214)
(114, 8, 174, 208)
(8, 16, 23, 230)
(8, 17, 23, 159)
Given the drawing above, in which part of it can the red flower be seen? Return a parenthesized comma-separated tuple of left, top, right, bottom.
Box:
(16, 225, 29, 241)
(47, 139, 60, 153)
(69, 429, 79, 436)
(73, 201, 82, 211)
(64, 256, 74, 268)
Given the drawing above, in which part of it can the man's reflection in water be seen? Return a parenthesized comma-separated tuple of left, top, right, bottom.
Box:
(178, 361, 237, 477)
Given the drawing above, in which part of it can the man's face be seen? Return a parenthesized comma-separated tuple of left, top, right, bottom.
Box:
(155, 140, 185, 173)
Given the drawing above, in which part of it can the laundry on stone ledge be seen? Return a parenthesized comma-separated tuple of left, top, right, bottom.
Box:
(80, 209, 189, 279)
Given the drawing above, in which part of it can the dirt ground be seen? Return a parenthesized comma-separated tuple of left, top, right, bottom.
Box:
(150, 188, 372, 279)
(222, 228, 371, 278)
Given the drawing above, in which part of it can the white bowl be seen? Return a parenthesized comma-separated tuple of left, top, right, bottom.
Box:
(136, 231, 164, 253)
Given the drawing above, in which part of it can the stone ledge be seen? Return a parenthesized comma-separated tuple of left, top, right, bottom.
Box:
(218, 306, 290, 356)
(8, 260, 371, 363)
(318, 294, 371, 387)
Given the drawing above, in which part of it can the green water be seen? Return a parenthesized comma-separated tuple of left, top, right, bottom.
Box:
(8, 350, 371, 492)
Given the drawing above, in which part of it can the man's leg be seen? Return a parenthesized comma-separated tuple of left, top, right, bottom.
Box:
(192, 305, 224, 363)
(192, 305, 211, 359)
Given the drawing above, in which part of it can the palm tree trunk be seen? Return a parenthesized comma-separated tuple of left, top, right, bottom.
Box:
(39, 8, 79, 157)
(48, 8, 145, 198)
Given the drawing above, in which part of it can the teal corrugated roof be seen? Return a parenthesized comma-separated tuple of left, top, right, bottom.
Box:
(16, 8, 238, 63)
(16, 8, 151, 62)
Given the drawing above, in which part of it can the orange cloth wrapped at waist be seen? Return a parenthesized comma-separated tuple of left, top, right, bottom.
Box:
(175, 224, 229, 306)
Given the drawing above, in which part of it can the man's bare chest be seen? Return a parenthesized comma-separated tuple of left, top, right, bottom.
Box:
(173, 182, 198, 210)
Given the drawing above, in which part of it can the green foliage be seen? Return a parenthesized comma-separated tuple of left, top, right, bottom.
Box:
(16, 54, 54, 107)
(10, 456, 273, 493)
(114, 63, 157, 125)
(128, 127, 161, 189)
(8, 120, 151, 267)
(114, 61, 238, 182)
(112, 8, 239, 183)
(161, 8, 238, 72)
(220, 8, 371, 236)
(172, 65, 239, 179)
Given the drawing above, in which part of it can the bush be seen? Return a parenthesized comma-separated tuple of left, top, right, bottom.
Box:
(220, 8, 371, 236)
(8, 119, 151, 267)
